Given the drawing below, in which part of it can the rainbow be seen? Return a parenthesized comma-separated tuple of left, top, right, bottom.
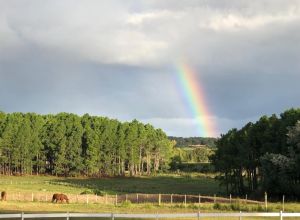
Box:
(175, 63, 216, 137)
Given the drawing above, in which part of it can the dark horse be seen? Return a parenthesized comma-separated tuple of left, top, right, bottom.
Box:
(52, 193, 69, 203)
(1, 191, 7, 201)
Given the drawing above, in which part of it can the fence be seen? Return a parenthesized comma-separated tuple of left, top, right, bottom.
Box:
(4, 192, 263, 205)
(0, 211, 299, 219)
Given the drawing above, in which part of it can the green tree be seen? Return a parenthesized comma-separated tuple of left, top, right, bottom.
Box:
(81, 114, 100, 176)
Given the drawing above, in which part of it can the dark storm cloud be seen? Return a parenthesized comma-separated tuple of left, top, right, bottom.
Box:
(0, 45, 185, 121)
(0, 0, 299, 136)
(196, 19, 300, 122)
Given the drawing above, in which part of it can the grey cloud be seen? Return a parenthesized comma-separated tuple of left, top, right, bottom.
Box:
(0, 0, 299, 136)
(0, 46, 185, 120)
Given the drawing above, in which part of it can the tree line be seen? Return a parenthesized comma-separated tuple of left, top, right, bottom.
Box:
(212, 108, 300, 198)
(170, 146, 215, 173)
(173, 146, 214, 163)
(168, 136, 217, 148)
(0, 111, 174, 177)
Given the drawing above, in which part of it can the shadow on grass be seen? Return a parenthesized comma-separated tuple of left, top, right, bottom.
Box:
(49, 175, 224, 196)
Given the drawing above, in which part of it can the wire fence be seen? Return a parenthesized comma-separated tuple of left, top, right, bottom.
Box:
(3, 192, 263, 205)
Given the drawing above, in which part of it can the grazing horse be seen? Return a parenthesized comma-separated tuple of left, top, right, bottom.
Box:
(52, 193, 69, 203)
(1, 191, 7, 201)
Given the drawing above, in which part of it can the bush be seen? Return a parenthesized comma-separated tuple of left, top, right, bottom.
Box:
(256, 205, 265, 212)
(93, 189, 105, 196)
(230, 202, 241, 211)
(80, 189, 105, 196)
(80, 190, 94, 195)
(213, 203, 232, 211)
(120, 200, 132, 207)
(213, 203, 222, 210)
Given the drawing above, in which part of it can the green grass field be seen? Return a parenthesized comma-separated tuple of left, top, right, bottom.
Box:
(0, 174, 299, 215)
(0, 173, 222, 196)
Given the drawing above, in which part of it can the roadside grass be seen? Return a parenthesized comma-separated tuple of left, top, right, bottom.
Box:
(0, 200, 299, 213)
(0, 201, 300, 220)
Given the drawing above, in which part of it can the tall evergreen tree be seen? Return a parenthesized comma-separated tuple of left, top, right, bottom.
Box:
(213, 108, 300, 198)
(0, 111, 173, 177)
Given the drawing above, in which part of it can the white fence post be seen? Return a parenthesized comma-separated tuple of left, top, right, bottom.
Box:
(282, 195, 285, 211)
(265, 192, 268, 211)
(158, 194, 161, 206)
(280, 210, 283, 220)
(239, 211, 242, 220)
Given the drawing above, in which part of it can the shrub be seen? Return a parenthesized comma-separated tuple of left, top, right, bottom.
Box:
(93, 189, 105, 196)
(120, 200, 132, 207)
(230, 202, 241, 211)
(256, 204, 265, 212)
(80, 190, 94, 195)
(213, 203, 222, 210)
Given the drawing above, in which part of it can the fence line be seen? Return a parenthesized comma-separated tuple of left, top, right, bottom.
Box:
(0, 211, 299, 219)
(3, 192, 263, 205)
(0, 180, 266, 205)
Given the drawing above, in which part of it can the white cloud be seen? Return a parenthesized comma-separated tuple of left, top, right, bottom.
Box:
(127, 10, 183, 25)
(201, 12, 300, 31)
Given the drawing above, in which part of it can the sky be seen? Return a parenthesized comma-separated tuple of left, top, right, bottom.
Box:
(0, 0, 300, 137)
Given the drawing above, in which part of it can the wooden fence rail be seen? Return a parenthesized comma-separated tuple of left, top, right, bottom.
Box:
(0, 211, 299, 219)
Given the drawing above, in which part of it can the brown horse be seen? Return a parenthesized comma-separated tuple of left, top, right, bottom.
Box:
(1, 191, 7, 201)
(52, 193, 69, 203)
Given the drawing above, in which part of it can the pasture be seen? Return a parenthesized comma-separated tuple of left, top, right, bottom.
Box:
(0, 173, 222, 196)
(0, 174, 299, 214)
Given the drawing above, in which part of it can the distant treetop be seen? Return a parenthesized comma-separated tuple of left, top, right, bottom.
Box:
(168, 136, 217, 148)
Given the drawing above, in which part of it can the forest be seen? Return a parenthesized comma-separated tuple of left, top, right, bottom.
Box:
(168, 136, 217, 148)
(212, 108, 300, 198)
(0, 111, 174, 177)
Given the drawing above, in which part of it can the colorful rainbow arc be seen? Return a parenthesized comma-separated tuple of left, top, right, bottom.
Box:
(176, 63, 216, 137)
